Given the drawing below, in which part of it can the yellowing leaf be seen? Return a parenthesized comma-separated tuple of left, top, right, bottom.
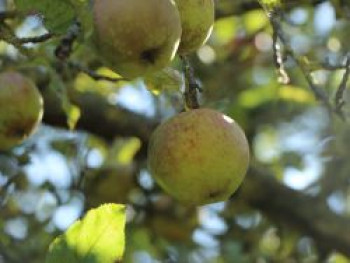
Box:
(238, 84, 314, 109)
(105, 138, 141, 166)
(117, 138, 141, 165)
(74, 68, 124, 96)
(328, 253, 350, 263)
(64, 104, 81, 130)
(278, 85, 315, 103)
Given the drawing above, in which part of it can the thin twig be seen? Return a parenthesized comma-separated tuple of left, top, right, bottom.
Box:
(17, 32, 53, 44)
(268, 11, 342, 118)
(294, 56, 334, 111)
(321, 61, 348, 71)
(272, 28, 289, 84)
(335, 54, 350, 117)
(0, 22, 31, 56)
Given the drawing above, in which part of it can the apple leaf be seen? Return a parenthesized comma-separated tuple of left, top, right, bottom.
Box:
(46, 204, 126, 263)
(258, 0, 282, 11)
(48, 70, 81, 130)
(144, 68, 183, 95)
(15, 0, 75, 34)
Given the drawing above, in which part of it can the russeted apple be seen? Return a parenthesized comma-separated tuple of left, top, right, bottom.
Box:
(93, 0, 182, 78)
(0, 72, 43, 151)
(148, 108, 250, 205)
(174, 0, 215, 54)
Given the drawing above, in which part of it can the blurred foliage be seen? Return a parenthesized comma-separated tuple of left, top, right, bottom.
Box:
(0, 0, 350, 262)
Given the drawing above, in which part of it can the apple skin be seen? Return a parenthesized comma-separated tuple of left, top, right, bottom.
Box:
(93, 0, 182, 79)
(147, 108, 250, 205)
(174, 0, 215, 54)
(0, 72, 43, 151)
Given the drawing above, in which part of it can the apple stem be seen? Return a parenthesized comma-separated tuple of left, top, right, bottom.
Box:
(181, 55, 201, 110)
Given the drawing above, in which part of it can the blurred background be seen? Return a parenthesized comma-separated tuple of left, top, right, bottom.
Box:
(0, 0, 350, 262)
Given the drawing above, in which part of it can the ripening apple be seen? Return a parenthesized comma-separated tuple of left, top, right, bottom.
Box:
(0, 71, 43, 151)
(93, 0, 182, 78)
(147, 108, 250, 205)
(174, 0, 215, 54)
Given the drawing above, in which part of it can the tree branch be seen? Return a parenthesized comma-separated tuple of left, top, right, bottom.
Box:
(17, 33, 53, 44)
(335, 54, 350, 116)
(41, 88, 157, 156)
(239, 168, 350, 257)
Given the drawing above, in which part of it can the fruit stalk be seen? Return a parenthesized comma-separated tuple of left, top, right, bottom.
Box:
(181, 55, 200, 110)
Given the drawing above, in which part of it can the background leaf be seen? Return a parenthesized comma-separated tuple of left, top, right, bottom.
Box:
(144, 68, 183, 95)
(15, 0, 75, 34)
(46, 204, 126, 263)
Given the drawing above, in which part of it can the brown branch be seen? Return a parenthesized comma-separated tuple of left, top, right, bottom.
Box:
(238, 168, 350, 257)
(41, 88, 157, 156)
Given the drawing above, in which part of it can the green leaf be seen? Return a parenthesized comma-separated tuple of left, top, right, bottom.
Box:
(213, 16, 238, 44)
(15, 0, 75, 34)
(258, 0, 282, 12)
(144, 68, 183, 95)
(46, 204, 126, 263)
(49, 71, 81, 130)
(243, 10, 268, 33)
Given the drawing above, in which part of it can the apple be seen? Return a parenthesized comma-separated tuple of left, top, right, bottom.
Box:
(174, 0, 215, 54)
(148, 108, 249, 205)
(0, 72, 43, 150)
(93, 0, 182, 79)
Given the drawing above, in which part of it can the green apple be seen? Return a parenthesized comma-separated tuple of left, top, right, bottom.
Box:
(93, 0, 182, 79)
(174, 0, 215, 54)
(148, 108, 250, 205)
(0, 72, 43, 151)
